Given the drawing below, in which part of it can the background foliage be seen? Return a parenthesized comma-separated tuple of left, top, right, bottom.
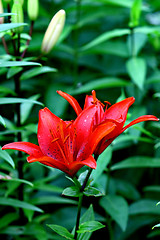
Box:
(0, 0, 160, 239)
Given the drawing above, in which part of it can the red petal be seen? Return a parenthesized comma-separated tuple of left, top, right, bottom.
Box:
(38, 107, 62, 156)
(68, 155, 97, 176)
(72, 105, 97, 154)
(89, 122, 116, 153)
(122, 115, 159, 132)
(2, 142, 43, 157)
(27, 155, 70, 173)
(104, 97, 135, 124)
(57, 90, 82, 116)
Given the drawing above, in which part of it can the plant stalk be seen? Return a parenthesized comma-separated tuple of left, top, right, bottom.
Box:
(21, 20, 34, 59)
(74, 154, 99, 239)
(73, 0, 81, 87)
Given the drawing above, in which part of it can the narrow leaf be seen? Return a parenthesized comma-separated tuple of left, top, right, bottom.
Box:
(100, 195, 128, 231)
(81, 29, 130, 51)
(69, 78, 131, 95)
(20, 66, 57, 81)
(47, 224, 74, 240)
(91, 146, 112, 183)
(0, 213, 19, 229)
(0, 197, 43, 212)
(62, 186, 80, 197)
(0, 97, 43, 106)
(111, 156, 160, 171)
(126, 57, 146, 90)
(0, 115, 6, 127)
(20, 94, 41, 124)
(0, 61, 41, 67)
(77, 221, 105, 234)
(129, 199, 160, 215)
(84, 187, 104, 197)
(0, 147, 15, 168)
(0, 23, 27, 32)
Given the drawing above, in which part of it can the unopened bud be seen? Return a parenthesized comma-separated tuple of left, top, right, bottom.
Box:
(41, 9, 65, 54)
(27, 0, 39, 21)
(0, 0, 4, 24)
(3, 0, 12, 3)
(11, 1, 24, 33)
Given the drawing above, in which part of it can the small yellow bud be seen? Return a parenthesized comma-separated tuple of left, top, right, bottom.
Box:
(41, 9, 66, 54)
(11, 1, 24, 33)
(27, 0, 39, 21)
(0, 0, 4, 24)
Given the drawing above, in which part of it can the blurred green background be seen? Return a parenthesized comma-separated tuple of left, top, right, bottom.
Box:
(0, 0, 160, 239)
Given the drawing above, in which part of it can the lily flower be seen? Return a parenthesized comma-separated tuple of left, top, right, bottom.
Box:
(57, 90, 159, 155)
(2, 107, 116, 176)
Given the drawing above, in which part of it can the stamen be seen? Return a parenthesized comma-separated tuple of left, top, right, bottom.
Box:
(51, 138, 59, 143)
(63, 135, 69, 144)
(104, 101, 111, 106)
(92, 90, 96, 102)
(66, 121, 72, 128)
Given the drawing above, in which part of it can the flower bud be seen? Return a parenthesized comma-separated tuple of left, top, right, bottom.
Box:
(41, 9, 66, 54)
(11, 1, 24, 33)
(3, 0, 12, 3)
(27, 0, 39, 21)
(0, 0, 4, 24)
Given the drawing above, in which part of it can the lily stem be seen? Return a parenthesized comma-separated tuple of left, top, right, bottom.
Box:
(130, 26, 135, 58)
(14, 33, 25, 222)
(74, 193, 83, 240)
(74, 154, 99, 239)
(73, 0, 81, 87)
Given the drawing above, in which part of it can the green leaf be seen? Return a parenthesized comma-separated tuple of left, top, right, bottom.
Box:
(0, 213, 19, 229)
(129, 0, 142, 27)
(91, 146, 112, 184)
(47, 225, 74, 240)
(0, 86, 16, 96)
(7, 67, 23, 79)
(0, 197, 43, 212)
(76, 205, 95, 240)
(111, 156, 160, 171)
(0, 147, 15, 168)
(0, 176, 33, 187)
(81, 29, 130, 51)
(0, 23, 27, 32)
(84, 187, 104, 197)
(143, 185, 160, 193)
(100, 195, 128, 231)
(0, 13, 16, 17)
(0, 61, 41, 67)
(20, 94, 41, 124)
(0, 115, 6, 127)
(70, 78, 131, 95)
(129, 199, 160, 215)
(77, 221, 105, 234)
(20, 66, 57, 80)
(152, 223, 160, 229)
(126, 57, 146, 90)
(0, 97, 43, 106)
(31, 196, 77, 205)
(62, 186, 81, 197)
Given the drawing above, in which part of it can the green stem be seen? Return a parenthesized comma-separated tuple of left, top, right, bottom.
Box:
(74, 193, 83, 240)
(74, 154, 99, 239)
(130, 26, 135, 58)
(14, 34, 25, 222)
(73, 0, 81, 87)
(21, 20, 34, 59)
(1, 36, 10, 54)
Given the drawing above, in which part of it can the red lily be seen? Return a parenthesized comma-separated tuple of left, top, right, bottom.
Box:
(2, 107, 116, 176)
(57, 90, 159, 155)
